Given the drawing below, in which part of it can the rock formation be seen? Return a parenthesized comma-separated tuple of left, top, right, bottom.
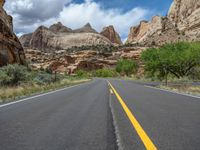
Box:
(0, 0, 25, 66)
(73, 23, 97, 33)
(25, 46, 145, 74)
(20, 22, 113, 52)
(49, 22, 72, 33)
(100, 25, 122, 45)
(126, 0, 200, 46)
(168, 0, 200, 40)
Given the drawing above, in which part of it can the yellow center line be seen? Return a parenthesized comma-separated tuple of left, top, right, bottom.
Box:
(107, 81, 157, 150)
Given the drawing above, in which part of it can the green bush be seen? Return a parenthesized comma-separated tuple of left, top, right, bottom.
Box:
(141, 42, 200, 81)
(75, 70, 89, 78)
(116, 59, 138, 76)
(94, 69, 117, 77)
(33, 72, 53, 85)
(0, 64, 29, 86)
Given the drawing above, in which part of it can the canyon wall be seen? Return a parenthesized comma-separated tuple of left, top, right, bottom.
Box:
(0, 0, 25, 66)
(127, 0, 200, 46)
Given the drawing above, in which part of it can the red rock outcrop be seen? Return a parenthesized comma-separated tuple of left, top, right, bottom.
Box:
(100, 25, 122, 45)
(0, 0, 25, 66)
(24, 46, 147, 74)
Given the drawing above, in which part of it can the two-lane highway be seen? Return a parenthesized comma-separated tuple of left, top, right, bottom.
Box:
(109, 79, 200, 150)
(0, 79, 117, 150)
(0, 78, 200, 150)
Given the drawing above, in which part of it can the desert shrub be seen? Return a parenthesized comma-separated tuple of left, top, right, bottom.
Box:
(0, 64, 30, 86)
(141, 42, 200, 81)
(94, 69, 117, 77)
(33, 72, 53, 85)
(116, 59, 138, 76)
(75, 70, 89, 78)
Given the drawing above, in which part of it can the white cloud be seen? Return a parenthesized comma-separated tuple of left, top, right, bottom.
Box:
(4, 0, 71, 33)
(59, 0, 151, 38)
(5, 0, 152, 38)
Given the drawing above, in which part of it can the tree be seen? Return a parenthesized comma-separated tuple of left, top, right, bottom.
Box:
(141, 42, 200, 82)
(116, 59, 138, 76)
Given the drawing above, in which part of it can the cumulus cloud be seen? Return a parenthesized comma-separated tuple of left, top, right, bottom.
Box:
(59, 0, 151, 39)
(5, 0, 152, 39)
(5, 0, 71, 33)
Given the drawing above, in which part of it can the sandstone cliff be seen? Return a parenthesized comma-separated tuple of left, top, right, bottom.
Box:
(0, 0, 25, 66)
(100, 25, 122, 45)
(168, 0, 200, 40)
(126, 0, 200, 46)
(25, 46, 145, 74)
(20, 22, 113, 52)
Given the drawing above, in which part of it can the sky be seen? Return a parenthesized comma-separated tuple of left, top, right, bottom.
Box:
(5, 0, 173, 41)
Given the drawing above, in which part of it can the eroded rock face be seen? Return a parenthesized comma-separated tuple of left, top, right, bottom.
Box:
(126, 16, 185, 46)
(0, 0, 25, 67)
(126, 21, 149, 44)
(168, 0, 200, 40)
(100, 25, 122, 45)
(127, 0, 200, 46)
(24, 45, 147, 75)
(49, 22, 72, 33)
(73, 23, 97, 33)
(25, 49, 118, 74)
(20, 23, 112, 52)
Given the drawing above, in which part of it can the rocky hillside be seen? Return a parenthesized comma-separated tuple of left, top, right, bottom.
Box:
(126, 0, 200, 46)
(0, 0, 25, 67)
(19, 22, 123, 52)
(100, 25, 122, 45)
(25, 46, 145, 74)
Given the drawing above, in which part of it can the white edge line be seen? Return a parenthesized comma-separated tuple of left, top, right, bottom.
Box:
(0, 81, 92, 108)
(144, 85, 200, 99)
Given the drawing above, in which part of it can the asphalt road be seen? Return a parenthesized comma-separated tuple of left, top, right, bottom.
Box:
(0, 78, 200, 150)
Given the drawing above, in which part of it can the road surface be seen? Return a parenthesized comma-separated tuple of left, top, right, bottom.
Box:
(0, 78, 200, 150)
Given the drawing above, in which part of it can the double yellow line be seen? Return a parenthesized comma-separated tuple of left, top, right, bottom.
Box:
(108, 81, 157, 150)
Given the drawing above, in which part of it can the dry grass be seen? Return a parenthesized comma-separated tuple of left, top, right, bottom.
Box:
(0, 78, 90, 103)
(160, 84, 200, 97)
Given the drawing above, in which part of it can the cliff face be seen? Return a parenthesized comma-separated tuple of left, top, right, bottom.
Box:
(20, 22, 113, 52)
(100, 25, 122, 45)
(0, 0, 25, 66)
(126, 0, 200, 46)
(168, 0, 200, 40)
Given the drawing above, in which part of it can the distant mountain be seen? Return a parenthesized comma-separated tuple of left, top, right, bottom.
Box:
(49, 22, 72, 33)
(126, 0, 200, 46)
(0, 0, 25, 67)
(73, 23, 97, 33)
(20, 22, 113, 52)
